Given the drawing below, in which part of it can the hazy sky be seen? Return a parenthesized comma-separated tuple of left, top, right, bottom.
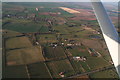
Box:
(2, 0, 120, 2)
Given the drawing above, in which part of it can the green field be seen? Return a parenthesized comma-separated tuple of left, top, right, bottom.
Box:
(3, 30, 23, 38)
(3, 19, 46, 33)
(79, 61, 91, 72)
(74, 30, 93, 39)
(37, 34, 58, 43)
(27, 62, 51, 78)
(90, 69, 119, 78)
(3, 65, 28, 78)
(5, 36, 33, 49)
(60, 34, 73, 39)
(6, 46, 45, 65)
(70, 60, 85, 73)
(3, 22, 42, 33)
(68, 46, 90, 57)
(44, 46, 66, 60)
(85, 57, 110, 70)
(27, 7, 72, 16)
(53, 25, 69, 34)
(46, 59, 75, 78)
(38, 26, 49, 33)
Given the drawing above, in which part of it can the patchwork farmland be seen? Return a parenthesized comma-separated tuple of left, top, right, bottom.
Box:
(2, 2, 119, 79)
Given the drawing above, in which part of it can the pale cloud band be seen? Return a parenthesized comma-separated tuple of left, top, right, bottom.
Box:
(1, 0, 120, 2)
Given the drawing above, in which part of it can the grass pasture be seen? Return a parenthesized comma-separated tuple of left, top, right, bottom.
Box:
(27, 62, 51, 78)
(5, 36, 32, 49)
(46, 59, 75, 78)
(53, 25, 69, 34)
(44, 46, 66, 60)
(38, 26, 49, 33)
(68, 46, 90, 57)
(6, 46, 45, 65)
(3, 30, 23, 38)
(70, 60, 85, 73)
(85, 57, 110, 70)
(3, 20, 44, 33)
(60, 34, 73, 39)
(79, 61, 91, 72)
(27, 7, 72, 16)
(3, 65, 28, 78)
(74, 30, 93, 39)
(89, 69, 119, 78)
(37, 34, 58, 43)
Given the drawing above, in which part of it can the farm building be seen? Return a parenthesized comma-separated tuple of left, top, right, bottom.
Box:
(73, 56, 86, 62)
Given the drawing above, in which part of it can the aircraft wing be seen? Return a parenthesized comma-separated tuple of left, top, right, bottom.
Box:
(91, 0, 120, 77)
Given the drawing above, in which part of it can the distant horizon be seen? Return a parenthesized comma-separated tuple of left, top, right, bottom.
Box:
(2, 0, 120, 2)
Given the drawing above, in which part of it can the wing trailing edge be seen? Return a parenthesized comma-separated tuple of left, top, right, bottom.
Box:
(91, 0, 120, 77)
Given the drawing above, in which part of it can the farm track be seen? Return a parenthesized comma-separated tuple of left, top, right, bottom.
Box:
(62, 46, 77, 74)
(38, 43, 53, 79)
(44, 62, 53, 79)
(22, 32, 55, 35)
(6, 47, 27, 52)
(56, 34, 77, 75)
(45, 57, 68, 62)
(25, 65, 30, 79)
(3, 34, 26, 39)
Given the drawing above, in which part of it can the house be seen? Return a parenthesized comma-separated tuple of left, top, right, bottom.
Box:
(50, 43, 58, 47)
(73, 56, 86, 62)
(36, 8, 39, 11)
(59, 72, 65, 77)
(36, 42, 39, 45)
(61, 43, 64, 45)
(67, 44, 72, 46)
